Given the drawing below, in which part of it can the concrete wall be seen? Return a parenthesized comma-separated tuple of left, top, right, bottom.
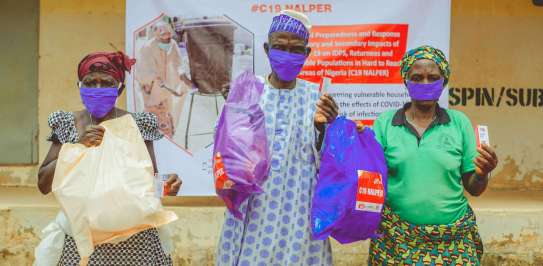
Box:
(449, 0, 543, 192)
(0, 0, 542, 265)
(2, 189, 542, 266)
(0, 0, 125, 187)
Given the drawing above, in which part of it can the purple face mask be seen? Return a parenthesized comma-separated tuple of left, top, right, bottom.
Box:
(80, 87, 118, 118)
(406, 78, 445, 101)
(268, 48, 307, 82)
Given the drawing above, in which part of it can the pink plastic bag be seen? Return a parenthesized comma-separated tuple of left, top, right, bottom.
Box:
(213, 71, 270, 219)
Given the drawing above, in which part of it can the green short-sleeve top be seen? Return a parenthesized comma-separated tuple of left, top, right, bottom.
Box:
(372, 103, 477, 225)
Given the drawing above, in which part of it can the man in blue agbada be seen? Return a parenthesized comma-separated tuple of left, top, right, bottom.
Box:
(216, 10, 339, 266)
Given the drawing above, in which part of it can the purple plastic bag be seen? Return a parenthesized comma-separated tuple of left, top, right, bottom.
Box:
(213, 71, 270, 219)
(311, 116, 388, 243)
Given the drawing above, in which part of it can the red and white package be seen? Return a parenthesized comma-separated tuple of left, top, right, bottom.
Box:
(155, 174, 173, 197)
(320, 76, 332, 94)
(214, 152, 234, 190)
(356, 170, 385, 213)
(475, 125, 490, 148)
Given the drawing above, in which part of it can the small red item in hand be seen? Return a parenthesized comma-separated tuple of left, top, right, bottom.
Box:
(163, 181, 170, 196)
(214, 152, 231, 190)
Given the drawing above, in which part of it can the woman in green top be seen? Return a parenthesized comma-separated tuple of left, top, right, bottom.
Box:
(366, 45, 498, 265)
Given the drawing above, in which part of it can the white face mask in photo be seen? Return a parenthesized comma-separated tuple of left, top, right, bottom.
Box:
(158, 42, 170, 51)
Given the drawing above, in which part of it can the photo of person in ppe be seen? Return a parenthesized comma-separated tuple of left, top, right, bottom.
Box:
(216, 10, 339, 266)
(136, 21, 192, 138)
(365, 45, 498, 265)
(37, 51, 181, 265)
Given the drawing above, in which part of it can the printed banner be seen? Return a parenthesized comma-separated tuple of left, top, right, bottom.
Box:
(126, 0, 451, 196)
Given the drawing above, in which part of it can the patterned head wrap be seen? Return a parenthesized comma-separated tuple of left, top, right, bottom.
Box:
(77, 51, 136, 84)
(268, 10, 311, 42)
(400, 45, 450, 85)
